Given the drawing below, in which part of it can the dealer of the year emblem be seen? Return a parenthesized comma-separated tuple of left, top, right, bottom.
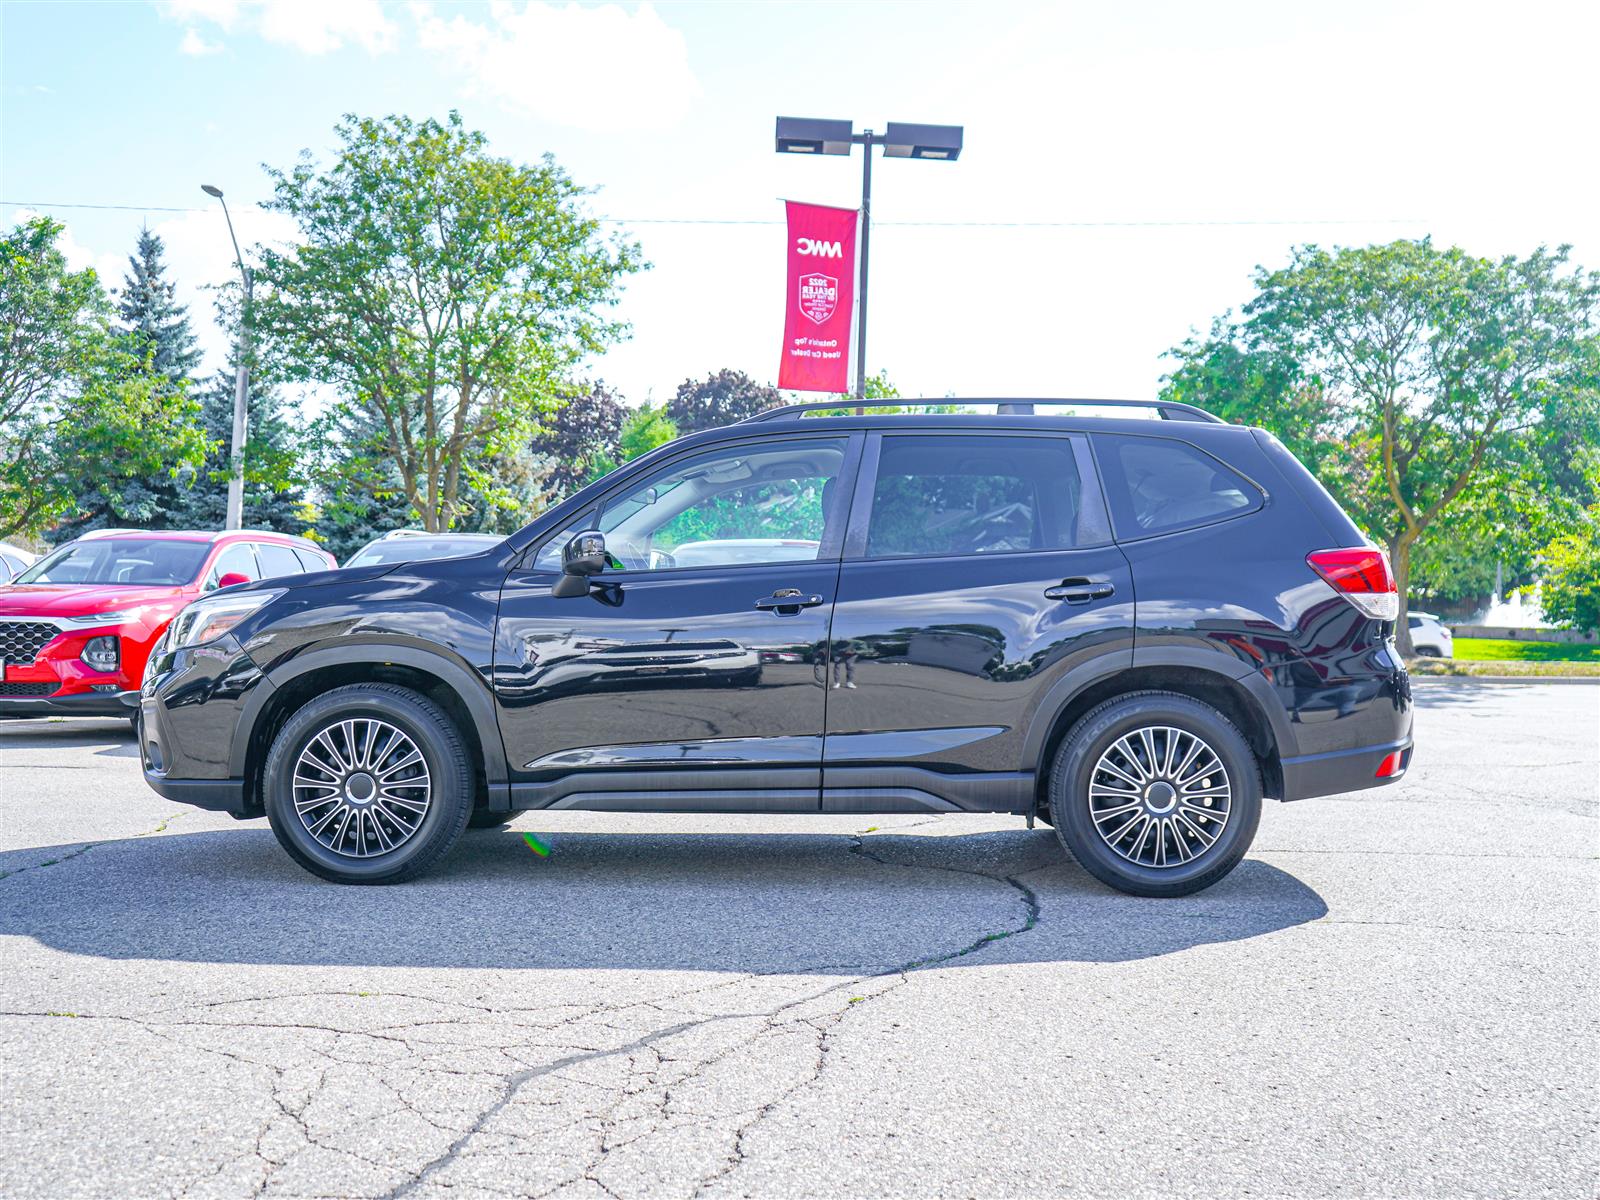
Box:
(798, 272, 838, 324)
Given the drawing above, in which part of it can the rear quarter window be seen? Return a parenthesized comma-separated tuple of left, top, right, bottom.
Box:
(1091, 433, 1261, 539)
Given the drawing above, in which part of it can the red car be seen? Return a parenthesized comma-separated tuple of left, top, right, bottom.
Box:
(0, 529, 336, 726)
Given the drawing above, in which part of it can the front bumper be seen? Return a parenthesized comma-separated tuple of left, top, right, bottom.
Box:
(139, 633, 270, 819)
(0, 688, 140, 718)
(143, 772, 248, 813)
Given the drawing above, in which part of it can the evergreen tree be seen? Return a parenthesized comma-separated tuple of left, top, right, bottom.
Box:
(117, 227, 200, 384)
(310, 408, 416, 562)
(50, 228, 207, 539)
(170, 346, 307, 534)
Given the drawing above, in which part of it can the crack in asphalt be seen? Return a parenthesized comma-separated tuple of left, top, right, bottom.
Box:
(0, 809, 187, 883)
(1, 819, 1047, 1199)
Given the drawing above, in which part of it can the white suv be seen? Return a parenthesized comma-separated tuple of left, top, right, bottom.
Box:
(1407, 611, 1454, 657)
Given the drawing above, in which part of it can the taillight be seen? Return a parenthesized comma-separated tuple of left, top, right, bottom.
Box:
(1306, 548, 1399, 621)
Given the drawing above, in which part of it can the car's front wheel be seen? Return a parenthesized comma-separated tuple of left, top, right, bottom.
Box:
(263, 684, 474, 884)
(1049, 691, 1262, 897)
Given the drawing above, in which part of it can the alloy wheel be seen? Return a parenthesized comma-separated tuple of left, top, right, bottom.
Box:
(292, 718, 432, 858)
(1088, 725, 1231, 869)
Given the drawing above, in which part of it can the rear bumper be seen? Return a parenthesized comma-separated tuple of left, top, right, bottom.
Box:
(0, 689, 140, 718)
(1280, 736, 1413, 801)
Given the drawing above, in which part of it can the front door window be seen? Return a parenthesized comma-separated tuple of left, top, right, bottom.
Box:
(594, 438, 850, 571)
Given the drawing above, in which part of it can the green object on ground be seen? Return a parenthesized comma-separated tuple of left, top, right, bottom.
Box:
(522, 832, 551, 858)
(1452, 638, 1600, 662)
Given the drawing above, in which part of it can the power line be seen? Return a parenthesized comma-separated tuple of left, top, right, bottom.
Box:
(0, 198, 1427, 229)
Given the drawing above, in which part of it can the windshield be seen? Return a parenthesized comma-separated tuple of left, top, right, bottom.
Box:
(14, 538, 211, 587)
(346, 536, 499, 567)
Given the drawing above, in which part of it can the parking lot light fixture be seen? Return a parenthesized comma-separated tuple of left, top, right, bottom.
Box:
(774, 116, 854, 156)
(774, 115, 964, 399)
(881, 122, 964, 161)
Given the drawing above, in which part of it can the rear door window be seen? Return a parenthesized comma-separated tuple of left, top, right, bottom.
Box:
(863, 434, 1105, 559)
(1092, 433, 1261, 538)
(256, 543, 304, 579)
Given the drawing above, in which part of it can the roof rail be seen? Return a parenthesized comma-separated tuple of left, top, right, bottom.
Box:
(741, 398, 1225, 425)
(225, 528, 328, 551)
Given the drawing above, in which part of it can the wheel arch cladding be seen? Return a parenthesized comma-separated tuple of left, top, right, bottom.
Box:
(238, 648, 503, 813)
(1029, 663, 1286, 810)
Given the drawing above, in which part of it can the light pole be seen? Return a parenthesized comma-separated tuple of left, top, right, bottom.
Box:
(775, 117, 963, 400)
(201, 183, 252, 530)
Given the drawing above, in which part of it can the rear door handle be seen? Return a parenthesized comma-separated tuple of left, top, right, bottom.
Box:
(755, 589, 824, 614)
(1044, 577, 1116, 604)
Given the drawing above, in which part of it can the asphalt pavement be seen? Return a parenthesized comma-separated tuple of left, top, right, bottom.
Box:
(0, 680, 1595, 1199)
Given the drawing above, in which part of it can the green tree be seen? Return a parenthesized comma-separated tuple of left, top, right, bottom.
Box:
(587, 404, 677, 482)
(57, 226, 216, 537)
(666, 369, 781, 433)
(1162, 240, 1600, 652)
(0, 218, 205, 541)
(1537, 508, 1600, 631)
(253, 111, 644, 531)
(116, 227, 200, 385)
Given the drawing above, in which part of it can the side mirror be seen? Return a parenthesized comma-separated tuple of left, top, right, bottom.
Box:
(216, 572, 253, 590)
(551, 531, 608, 598)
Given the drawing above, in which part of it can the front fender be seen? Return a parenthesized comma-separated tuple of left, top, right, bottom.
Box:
(231, 639, 509, 788)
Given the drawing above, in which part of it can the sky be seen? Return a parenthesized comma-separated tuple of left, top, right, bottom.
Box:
(3, 0, 1598, 410)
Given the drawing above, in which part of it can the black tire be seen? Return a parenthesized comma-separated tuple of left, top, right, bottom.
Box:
(467, 808, 512, 830)
(1415, 647, 1441, 658)
(1048, 691, 1262, 897)
(263, 684, 474, 884)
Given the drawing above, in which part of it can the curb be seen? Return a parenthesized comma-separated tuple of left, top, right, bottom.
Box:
(1410, 674, 1600, 687)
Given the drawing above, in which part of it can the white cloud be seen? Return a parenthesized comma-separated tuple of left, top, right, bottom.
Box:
(32, 213, 126, 290)
(161, 0, 397, 56)
(179, 27, 223, 55)
(411, 0, 699, 130)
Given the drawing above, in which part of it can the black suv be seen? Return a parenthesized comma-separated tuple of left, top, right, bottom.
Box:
(139, 401, 1412, 896)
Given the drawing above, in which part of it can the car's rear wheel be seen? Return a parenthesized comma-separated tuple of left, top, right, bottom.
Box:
(1049, 691, 1262, 897)
(263, 684, 473, 884)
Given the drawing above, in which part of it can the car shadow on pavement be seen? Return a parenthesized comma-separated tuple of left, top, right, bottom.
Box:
(0, 720, 140, 758)
(0, 824, 1327, 973)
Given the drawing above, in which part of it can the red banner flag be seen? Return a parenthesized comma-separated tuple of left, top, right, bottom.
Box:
(778, 200, 858, 393)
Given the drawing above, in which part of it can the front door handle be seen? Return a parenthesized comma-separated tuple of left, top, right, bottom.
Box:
(1044, 577, 1116, 604)
(755, 589, 824, 614)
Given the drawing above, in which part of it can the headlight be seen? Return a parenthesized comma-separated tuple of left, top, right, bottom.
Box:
(168, 589, 284, 650)
(66, 610, 134, 625)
